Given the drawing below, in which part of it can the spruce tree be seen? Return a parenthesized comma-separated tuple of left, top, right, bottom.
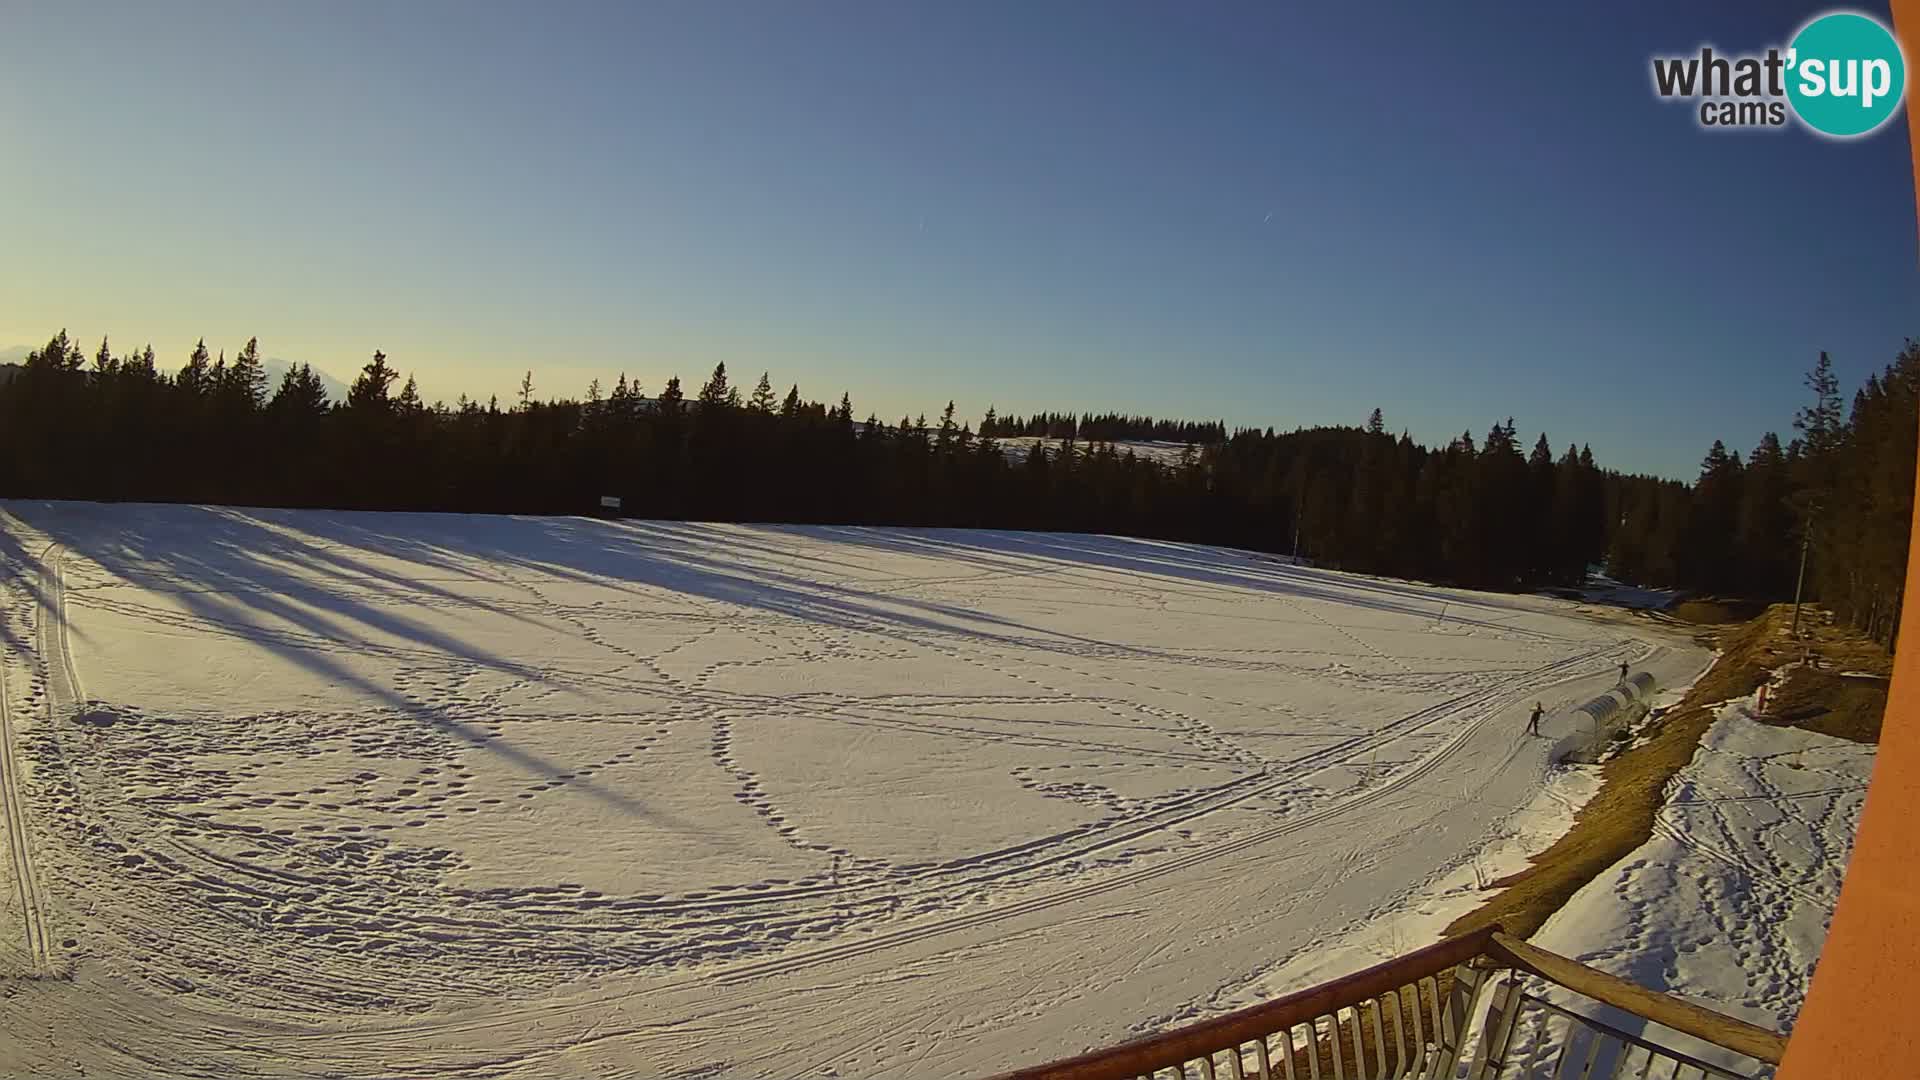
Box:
(347, 350, 399, 412)
(1528, 432, 1552, 468)
(608, 373, 635, 424)
(128, 344, 157, 380)
(1736, 432, 1795, 596)
(178, 339, 213, 396)
(657, 375, 684, 413)
(977, 408, 1001, 459)
(224, 336, 267, 411)
(749, 372, 776, 413)
(1549, 444, 1585, 583)
(1680, 440, 1743, 592)
(697, 362, 731, 411)
(936, 400, 958, 453)
(269, 362, 331, 419)
(24, 329, 74, 371)
(1791, 351, 1844, 523)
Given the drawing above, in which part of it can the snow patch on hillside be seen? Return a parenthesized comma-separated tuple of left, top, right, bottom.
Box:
(995, 436, 1198, 467)
(1517, 701, 1872, 1072)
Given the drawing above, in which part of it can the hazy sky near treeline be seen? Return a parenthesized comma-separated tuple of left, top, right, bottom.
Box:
(4, 1, 1917, 478)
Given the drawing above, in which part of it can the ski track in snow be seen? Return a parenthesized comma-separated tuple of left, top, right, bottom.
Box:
(0, 564, 50, 974)
(0, 502, 1707, 1079)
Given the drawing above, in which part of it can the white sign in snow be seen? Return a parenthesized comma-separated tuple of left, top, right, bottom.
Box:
(599, 495, 622, 510)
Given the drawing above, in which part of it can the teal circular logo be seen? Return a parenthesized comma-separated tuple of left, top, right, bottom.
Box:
(1787, 11, 1907, 137)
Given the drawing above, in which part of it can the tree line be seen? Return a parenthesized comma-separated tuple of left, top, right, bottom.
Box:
(979, 411, 1226, 443)
(1, 330, 1912, 643)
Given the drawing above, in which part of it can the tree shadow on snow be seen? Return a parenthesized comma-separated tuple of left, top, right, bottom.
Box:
(6, 502, 693, 824)
(0, 506, 97, 657)
(3, 502, 1577, 824)
(779, 526, 1569, 642)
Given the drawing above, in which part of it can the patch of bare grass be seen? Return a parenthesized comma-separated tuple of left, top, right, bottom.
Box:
(1446, 604, 1882, 939)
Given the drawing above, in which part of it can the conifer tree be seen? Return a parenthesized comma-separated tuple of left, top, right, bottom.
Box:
(1736, 432, 1794, 596)
(24, 329, 75, 371)
(1791, 351, 1844, 526)
(224, 336, 267, 411)
(269, 362, 331, 419)
(749, 372, 776, 413)
(607, 373, 636, 424)
(347, 350, 399, 412)
(1680, 440, 1743, 592)
(657, 375, 685, 413)
(1548, 444, 1586, 583)
(977, 408, 1001, 459)
(936, 401, 958, 453)
(396, 374, 423, 415)
(178, 339, 214, 396)
(698, 362, 731, 410)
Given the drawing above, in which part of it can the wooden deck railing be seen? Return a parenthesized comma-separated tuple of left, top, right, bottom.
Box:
(983, 927, 1788, 1080)
(1483, 933, 1786, 1066)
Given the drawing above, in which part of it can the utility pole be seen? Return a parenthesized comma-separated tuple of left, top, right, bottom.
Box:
(1789, 522, 1812, 640)
(1292, 485, 1304, 562)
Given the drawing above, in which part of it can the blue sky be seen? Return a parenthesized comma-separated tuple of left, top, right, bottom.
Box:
(3, 1, 1916, 478)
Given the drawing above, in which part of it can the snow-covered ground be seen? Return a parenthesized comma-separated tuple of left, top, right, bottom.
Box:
(1513, 702, 1873, 1075)
(0, 502, 1705, 1078)
(1192, 761, 1609, 1018)
(995, 435, 1197, 467)
(1563, 572, 1680, 612)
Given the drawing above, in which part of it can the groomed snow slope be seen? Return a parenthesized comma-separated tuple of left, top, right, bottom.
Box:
(0, 502, 1706, 1079)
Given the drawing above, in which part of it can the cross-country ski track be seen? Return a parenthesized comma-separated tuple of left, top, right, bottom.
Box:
(0, 574, 50, 976)
(0, 502, 1708, 1079)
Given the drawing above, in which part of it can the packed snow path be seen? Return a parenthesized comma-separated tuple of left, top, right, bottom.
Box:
(0, 503, 1706, 1078)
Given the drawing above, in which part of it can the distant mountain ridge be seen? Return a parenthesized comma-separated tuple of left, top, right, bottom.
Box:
(260, 357, 350, 404)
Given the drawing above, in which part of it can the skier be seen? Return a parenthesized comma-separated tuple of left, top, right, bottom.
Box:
(1617, 660, 1629, 683)
(1528, 702, 1545, 736)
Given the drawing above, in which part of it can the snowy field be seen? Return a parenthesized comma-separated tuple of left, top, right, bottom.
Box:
(994, 436, 1196, 467)
(1516, 702, 1872, 1075)
(0, 502, 1706, 1079)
